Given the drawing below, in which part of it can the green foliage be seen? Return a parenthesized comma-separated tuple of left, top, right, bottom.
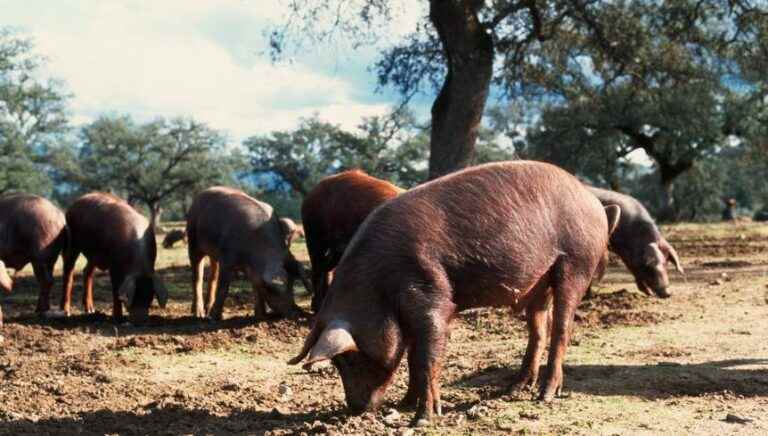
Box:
(0, 27, 70, 195)
(53, 115, 234, 226)
(244, 107, 429, 194)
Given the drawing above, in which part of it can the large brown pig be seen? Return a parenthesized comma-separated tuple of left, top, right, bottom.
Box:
(0, 194, 69, 324)
(290, 161, 620, 426)
(186, 187, 308, 320)
(587, 187, 683, 298)
(301, 169, 402, 312)
(60, 193, 168, 321)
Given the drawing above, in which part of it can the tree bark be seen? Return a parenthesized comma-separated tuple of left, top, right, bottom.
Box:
(428, 0, 494, 180)
(656, 160, 692, 223)
(149, 202, 164, 233)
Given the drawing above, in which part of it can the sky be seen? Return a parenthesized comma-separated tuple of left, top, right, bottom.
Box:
(1, 0, 426, 145)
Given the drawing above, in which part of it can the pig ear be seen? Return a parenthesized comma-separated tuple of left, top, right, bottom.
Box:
(604, 205, 621, 236)
(660, 239, 684, 274)
(0, 261, 13, 293)
(117, 275, 137, 306)
(153, 275, 169, 308)
(644, 243, 664, 266)
(288, 321, 358, 368)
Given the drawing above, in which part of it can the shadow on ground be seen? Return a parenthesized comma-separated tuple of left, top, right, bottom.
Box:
(0, 404, 343, 436)
(452, 358, 768, 403)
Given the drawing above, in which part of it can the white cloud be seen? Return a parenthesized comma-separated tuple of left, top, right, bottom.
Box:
(2, 0, 422, 144)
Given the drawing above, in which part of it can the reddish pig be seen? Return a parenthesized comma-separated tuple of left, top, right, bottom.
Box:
(186, 187, 308, 320)
(60, 193, 168, 321)
(0, 194, 69, 324)
(301, 170, 402, 312)
(290, 161, 620, 426)
(587, 187, 683, 297)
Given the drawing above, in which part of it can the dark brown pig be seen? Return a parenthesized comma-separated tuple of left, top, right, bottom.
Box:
(587, 187, 683, 298)
(290, 161, 621, 426)
(162, 229, 186, 249)
(60, 193, 168, 321)
(186, 187, 307, 320)
(0, 194, 69, 324)
(301, 170, 402, 312)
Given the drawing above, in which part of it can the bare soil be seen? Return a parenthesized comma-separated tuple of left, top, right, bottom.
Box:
(1, 222, 767, 435)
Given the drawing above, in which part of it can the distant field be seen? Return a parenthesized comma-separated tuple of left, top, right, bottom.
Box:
(1, 222, 767, 435)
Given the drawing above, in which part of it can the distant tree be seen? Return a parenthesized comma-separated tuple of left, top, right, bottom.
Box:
(0, 27, 70, 195)
(269, 1, 764, 181)
(244, 108, 428, 194)
(515, 1, 767, 220)
(54, 115, 231, 230)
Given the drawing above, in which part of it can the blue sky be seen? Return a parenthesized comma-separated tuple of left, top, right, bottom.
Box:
(1, 0, 427, 144)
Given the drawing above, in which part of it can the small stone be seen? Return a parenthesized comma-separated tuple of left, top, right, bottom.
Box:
(466, 405, 488, 420)
(398, 429, 415, 436)
(222, 382, 239, 392)
(383, 409, 400, 425)
(497, 420, 515, 430)
(724, 414, 752, 424)
(95, 373, 112, 384)
(278, 383, 293, 401)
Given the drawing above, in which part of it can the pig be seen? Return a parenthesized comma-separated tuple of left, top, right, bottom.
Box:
(0, 194, 69, 325)
(186, 187, 309, 320)
(301, 169, 402, 312)
(278, 217, 304, 246)
(162, 229, 186, 248)
(290, 161, 621, 426)
(587, 187, 683, 298)
(60, 193, 168, 321)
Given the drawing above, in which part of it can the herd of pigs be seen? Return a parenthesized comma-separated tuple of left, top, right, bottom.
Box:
(0, 160, 687, 427)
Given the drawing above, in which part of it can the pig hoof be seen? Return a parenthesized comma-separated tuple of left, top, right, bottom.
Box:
(413, 418, 431, 428)
(42, 309, 67, 319)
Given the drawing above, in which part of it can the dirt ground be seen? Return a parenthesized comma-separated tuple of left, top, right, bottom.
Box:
(1, 222, 767, 435)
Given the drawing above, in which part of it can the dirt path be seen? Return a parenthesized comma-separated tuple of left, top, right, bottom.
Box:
(1, 222, 766, 435)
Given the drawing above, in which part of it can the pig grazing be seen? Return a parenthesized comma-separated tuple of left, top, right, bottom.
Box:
(162, 229, 186, 249)
(0, 194, 68, 324)
(61, 193, 168, 321)
(186, 187, 308, 320)
(587, 187, 683, 298)
(290, 161, 620, 426)
(301, 169, 402, 312)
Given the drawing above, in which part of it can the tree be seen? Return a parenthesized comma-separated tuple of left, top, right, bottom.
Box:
(0, 27, 70, 195)
(244, 108, 428, 195)
(270, 1, 765, 181)
(54, 115, 232, 230)
(513, 1, 768, 220)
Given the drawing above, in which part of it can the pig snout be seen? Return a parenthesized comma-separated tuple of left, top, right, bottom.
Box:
(652, 287, 671, 299)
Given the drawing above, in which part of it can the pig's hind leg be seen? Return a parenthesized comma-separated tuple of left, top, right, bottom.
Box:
(508, 286, 552, 393)
(538, 258, 591, 402)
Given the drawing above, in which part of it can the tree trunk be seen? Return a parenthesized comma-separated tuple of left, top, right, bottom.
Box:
(427, 0, 494, 180)
(149, 202, 164, 233)
(656, 161, 691, 223)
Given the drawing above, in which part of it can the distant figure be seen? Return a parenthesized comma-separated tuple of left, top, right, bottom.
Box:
(754, 208, 768, 222)
(722, 198, 737, 222)
(162, 229, 186, 248)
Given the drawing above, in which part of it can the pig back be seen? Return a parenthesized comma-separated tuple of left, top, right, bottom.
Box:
(187, 187, 285, 266)
(66, 193, 152, 271)
(336, 161, 609, 307)
(0, 194, 67, 268)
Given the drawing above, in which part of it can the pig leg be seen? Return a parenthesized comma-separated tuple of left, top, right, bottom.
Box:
(82, 262, 96, 314)
(32, 261, 54, 314)
(190, 253, 206, 318)
(251, 282, 267, 319)
(204, 259, 219, 316)
(509, 289, 553, 392)
(59, 248, 81, 317)
(208, 266, 232, 321)
(109, 270, 125, 321)
(539, 264, 589, 402)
